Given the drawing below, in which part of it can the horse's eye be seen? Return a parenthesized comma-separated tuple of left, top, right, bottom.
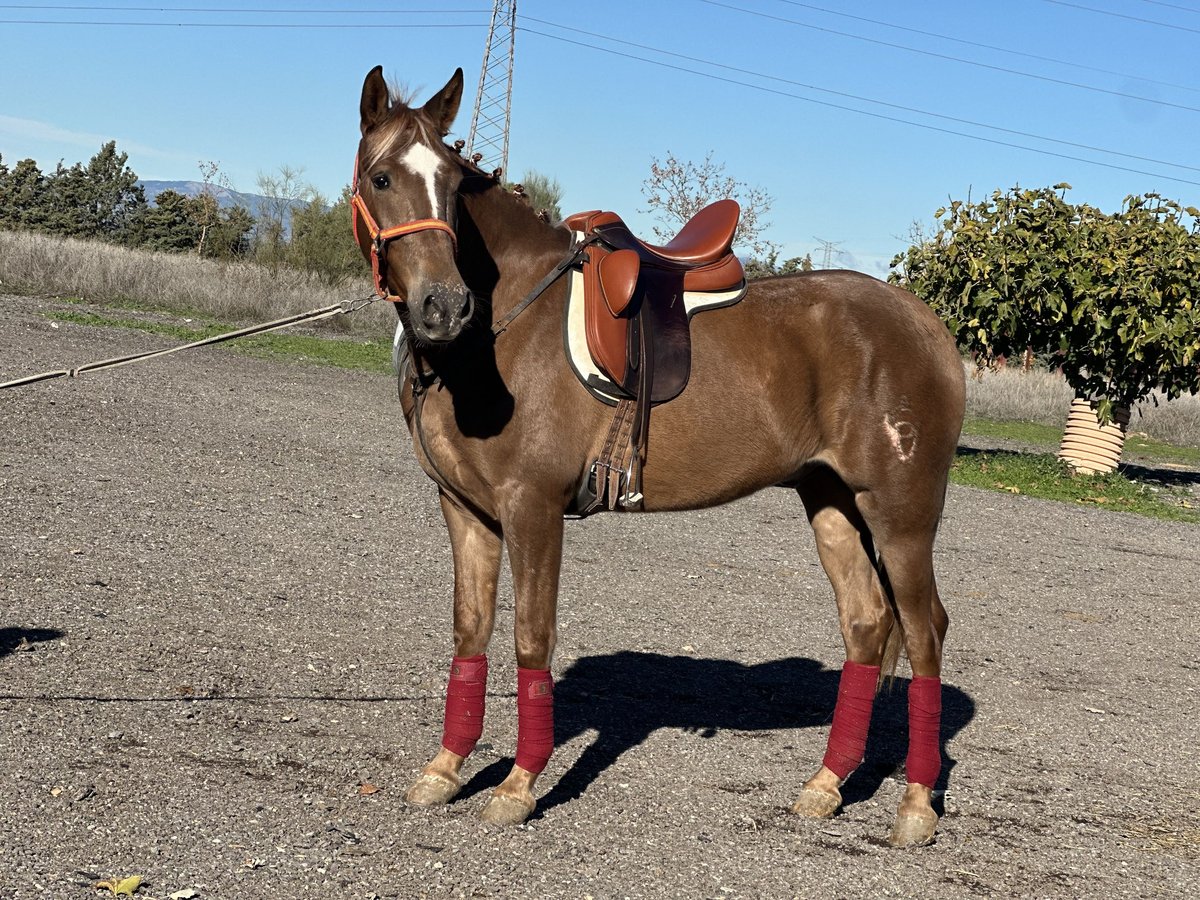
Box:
(371, 173, 390, 190)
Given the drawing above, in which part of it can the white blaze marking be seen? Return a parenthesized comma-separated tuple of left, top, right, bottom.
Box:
(400, 141, 444, 218)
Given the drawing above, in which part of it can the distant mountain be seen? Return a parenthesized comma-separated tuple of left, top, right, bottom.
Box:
(138, 181, 321, 240)
(138, 180, 284, 222)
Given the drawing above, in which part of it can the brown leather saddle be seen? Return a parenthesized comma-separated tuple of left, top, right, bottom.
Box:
(563, 200, 746, 515)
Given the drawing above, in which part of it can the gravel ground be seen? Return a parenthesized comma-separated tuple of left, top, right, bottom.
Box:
(2, 294, 1198, 899)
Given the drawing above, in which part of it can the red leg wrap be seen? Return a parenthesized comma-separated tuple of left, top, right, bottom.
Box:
(906, 675, 942, 787)
(441, 654, 488, 757)
(515, 667, 554, 774)
(822, 661, 880, 780)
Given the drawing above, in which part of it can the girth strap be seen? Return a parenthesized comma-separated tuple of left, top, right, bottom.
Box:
(596, 399, 641, 512)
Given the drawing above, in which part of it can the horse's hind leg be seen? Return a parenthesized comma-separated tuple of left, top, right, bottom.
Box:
(873, 528, 947, 847)
(792, 469, 895, 819)
(859, 485, 949, 848)
(405, 492, 502, 808)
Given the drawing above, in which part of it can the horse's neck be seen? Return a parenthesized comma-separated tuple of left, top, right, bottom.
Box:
(459, 186, 570, 317)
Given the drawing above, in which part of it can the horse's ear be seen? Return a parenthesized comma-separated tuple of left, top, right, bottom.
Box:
(360, 65, 390, 135)
(422, 68, 464, 137)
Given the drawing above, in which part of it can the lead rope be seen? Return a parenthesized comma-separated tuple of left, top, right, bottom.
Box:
(1, 295, 379, 391)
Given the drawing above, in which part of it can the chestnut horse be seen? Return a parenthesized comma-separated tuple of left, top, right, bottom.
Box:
(353, 66, 965, 847)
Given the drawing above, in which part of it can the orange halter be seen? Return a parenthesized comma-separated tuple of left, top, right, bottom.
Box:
(350, 154, 458, 303)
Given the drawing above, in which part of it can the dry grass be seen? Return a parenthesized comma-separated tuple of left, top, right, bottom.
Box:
(1124, 815, 1200, 860)
(0, 229, 393, 337)
(965, 364, 1200, 448)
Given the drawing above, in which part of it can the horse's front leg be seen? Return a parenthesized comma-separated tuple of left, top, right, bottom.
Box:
(479, 494, 564, 826)
(405, 491, 502, 808)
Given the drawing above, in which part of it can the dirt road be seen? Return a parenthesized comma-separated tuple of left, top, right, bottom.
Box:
(2, 294, 1197, 898)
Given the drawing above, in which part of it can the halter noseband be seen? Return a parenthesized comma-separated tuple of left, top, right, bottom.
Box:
(351, 153, 458, 303)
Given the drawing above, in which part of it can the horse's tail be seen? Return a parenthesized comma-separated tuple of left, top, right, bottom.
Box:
(877, 559, 905, 689)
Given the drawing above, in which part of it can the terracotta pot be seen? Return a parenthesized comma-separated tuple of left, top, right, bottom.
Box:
(1057, 397, 1130, 474)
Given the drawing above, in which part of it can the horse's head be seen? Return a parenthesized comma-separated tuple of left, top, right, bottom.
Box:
(354, 65, 474, 344)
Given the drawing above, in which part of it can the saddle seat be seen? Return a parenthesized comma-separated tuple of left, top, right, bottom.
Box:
(564, 198, 744, 297)
(563, 200, 746, 400)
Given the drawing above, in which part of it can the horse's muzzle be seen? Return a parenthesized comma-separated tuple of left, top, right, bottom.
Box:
(415, 285, 475, 343)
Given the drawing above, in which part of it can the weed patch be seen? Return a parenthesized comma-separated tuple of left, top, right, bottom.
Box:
(951, 450, 1199, 523)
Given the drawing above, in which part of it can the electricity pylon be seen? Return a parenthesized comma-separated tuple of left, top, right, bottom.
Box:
(814, 237, 844, 269)
(466, 1, 517, 177)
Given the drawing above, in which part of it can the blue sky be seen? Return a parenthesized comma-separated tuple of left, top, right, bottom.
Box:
(1, 1, 1198, 275)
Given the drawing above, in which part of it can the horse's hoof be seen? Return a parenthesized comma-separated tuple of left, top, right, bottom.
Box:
(479, 792, 535, 826)
(889, 812, 938, 848)
(790, 787, 842, 819)
(404, 773, 461, 807)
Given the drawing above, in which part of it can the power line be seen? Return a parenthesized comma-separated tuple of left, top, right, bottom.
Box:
(522, 16, 1200, 177)
(702, 0, 1200, 115)
(0, 4, 486, 9)
(1043, 0, 1200, 33)
(520, 27, 1200, 189)
(5, 4, 1196, 187)
(0, 18, 483, 28)
(1140, 0, 1200, 13)
(775, 0, 1200, 96)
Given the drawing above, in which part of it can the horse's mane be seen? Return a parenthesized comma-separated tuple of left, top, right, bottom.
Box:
(451, 150, 564, 231)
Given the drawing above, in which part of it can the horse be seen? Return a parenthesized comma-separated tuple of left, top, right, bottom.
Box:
(352, 65, 966, 847)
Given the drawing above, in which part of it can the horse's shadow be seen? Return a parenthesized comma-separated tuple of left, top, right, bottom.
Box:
(460, 651, 975, 816)
(0, 626, 64, 659)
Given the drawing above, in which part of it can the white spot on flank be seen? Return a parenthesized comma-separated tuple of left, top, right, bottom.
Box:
(884, 413, 918, 462)
(400, 141, 444, 218)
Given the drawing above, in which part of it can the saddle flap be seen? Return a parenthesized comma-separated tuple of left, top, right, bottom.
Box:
(598, 249, 640, 316)
(582, 245, 631, 386)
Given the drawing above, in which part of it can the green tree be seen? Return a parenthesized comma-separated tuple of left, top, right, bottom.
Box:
(141, 189, 201, 252)
(82, 141, 146, 239)
(287, 187, 366, 282)
(189, 160, 253, 259)
(40, 142, 147, 240)
(744, 250, 813, 279)
(41, 160, 95, 237)
(892, 185, 1200, 421)
(193, 160, 224, 258)
(0, 158, 50, 231)
(509, 170, 564, 223)
(139, 189, 253, 258)
(206, 203, 254, 259)
(0, 142, 146, 241)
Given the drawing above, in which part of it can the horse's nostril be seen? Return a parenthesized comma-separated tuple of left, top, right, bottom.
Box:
(417, 289, 470, 338)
